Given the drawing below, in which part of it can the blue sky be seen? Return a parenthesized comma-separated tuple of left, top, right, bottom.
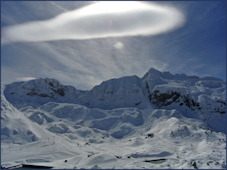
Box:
(1, 1, 226, 90)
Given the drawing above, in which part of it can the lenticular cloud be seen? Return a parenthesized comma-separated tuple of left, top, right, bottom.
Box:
(2, 1, 185, 44)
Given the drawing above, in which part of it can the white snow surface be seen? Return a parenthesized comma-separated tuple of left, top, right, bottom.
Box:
(1, 68, 226, 169)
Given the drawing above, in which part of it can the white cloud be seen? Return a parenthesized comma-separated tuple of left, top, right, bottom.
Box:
(16, 77, 36, 82)
(2, 1, 185, 44)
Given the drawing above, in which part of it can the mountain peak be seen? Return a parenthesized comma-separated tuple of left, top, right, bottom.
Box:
(27, 78, 62, 88)
(3, 77, 85, 108)
(147, 68, 162, 75)
(142, 68, 175, 80)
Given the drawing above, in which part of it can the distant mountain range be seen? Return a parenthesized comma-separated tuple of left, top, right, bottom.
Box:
(1, 68, 226, 169)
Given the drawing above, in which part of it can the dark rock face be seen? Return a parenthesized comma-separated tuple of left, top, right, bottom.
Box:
(56, 88, 65, 96)
(150, 90, 181, 107)
(149, 90, 200, 110)
(147, 88, 226, 115)
(208, 99, 226, 114)
(52, 87, 65, 96)
(26, 88, 54, 98)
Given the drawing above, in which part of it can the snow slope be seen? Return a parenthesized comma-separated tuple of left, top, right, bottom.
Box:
(1, 68, 226, 169)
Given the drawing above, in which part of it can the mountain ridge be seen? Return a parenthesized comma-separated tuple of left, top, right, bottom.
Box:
(4, 68, 226, 108)
(3, 68, 226, 132)
(1, 68, 226, 169)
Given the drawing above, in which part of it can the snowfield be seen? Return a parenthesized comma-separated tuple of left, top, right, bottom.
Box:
(1, 68, 226, 169)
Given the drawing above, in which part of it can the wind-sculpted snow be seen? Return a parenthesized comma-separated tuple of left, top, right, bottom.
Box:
(29, 111, 54, 125)
(38, 103, 144, 139)
(1, 68, 226, 169)
(1, 102, 226, 168)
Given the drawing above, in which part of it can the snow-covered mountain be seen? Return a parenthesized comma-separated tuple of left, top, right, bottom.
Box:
(4, 78, 85, 108)
(78, 75, 150, 109)
(1, 68, 226, 169)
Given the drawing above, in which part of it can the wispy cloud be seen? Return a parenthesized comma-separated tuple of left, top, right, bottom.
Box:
(1, 37, 171, 90)
(2, 1, 185, 44)
(2, 1, 224, 91)
(48, 2, 68, 12)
